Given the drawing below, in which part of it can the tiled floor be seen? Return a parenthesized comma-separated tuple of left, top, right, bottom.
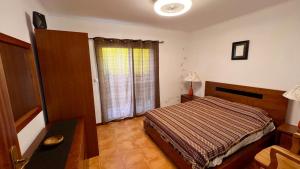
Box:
(88, 117, 177, 169)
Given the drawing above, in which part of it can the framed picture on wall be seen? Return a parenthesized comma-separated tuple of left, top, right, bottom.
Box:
(231, 40, 250, 60)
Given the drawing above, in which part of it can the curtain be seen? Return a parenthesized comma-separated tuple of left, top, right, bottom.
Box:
(94, 38, 160, 122)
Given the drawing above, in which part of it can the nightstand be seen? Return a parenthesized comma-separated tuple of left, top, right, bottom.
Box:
(276, 123, 298, 150)
(181, 94, 200, 103)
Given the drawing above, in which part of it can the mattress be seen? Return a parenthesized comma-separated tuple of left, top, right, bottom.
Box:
(208, 121, 274, 167)
(145, 96, 273, 169)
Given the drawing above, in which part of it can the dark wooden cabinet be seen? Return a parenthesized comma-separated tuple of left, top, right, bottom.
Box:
(0, 33, 42, 133)
(65, 119, 87, 169)
(26, 119, 87, 169)
(0, 33, 23, 169)
(0, 33, 45, 169)
(181, 94, 200, 103)
(276, 123, 298, 150)
(35, 29, 98, 158)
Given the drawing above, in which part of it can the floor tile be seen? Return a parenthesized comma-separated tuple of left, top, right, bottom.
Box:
(88, 117, 176, 169)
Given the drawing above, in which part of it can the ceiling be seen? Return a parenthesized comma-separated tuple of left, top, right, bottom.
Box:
(38, 0, 289, 31)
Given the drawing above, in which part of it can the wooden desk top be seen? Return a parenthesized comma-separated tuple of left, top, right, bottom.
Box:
(277, 123, 298, 135)
(255, 145, 300, 169)
(26, 119, 86, 169)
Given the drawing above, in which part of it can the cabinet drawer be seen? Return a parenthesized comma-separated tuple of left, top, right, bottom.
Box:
(279, 133, 292, 150)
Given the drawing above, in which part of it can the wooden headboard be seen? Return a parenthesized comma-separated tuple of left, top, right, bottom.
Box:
(205, 81, 288, 126)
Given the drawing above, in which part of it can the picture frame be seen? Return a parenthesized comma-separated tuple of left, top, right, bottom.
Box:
(231, 40, 250, 60)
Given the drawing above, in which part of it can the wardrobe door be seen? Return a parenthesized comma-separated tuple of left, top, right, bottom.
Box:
(0, 44, 19, 169)
(35, 29, 99, 157)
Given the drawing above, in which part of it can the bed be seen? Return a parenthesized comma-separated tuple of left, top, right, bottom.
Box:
(144, 81, 288, 169)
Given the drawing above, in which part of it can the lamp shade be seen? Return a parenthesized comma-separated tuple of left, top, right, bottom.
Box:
(283, 85, 300, 101)
(184, 72, 201, 82)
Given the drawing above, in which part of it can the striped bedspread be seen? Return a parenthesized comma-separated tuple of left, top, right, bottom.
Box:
(145, 96, 272, 169)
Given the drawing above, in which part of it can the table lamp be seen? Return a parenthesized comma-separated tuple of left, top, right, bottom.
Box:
(184, 72, 201, 96)
(283, 85, 300, 129)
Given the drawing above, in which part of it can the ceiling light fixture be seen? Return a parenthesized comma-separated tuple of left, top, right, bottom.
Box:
(154, 0, 192, 17)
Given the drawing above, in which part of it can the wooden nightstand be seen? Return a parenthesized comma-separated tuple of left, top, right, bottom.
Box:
(276, 123, 298, 150)
(181, 94, 200, 103)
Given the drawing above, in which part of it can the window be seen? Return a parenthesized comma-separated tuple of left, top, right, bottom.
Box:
(94, 38, 159, 122)
(100, 47, 151, 76)
(101, 48, 130, 75)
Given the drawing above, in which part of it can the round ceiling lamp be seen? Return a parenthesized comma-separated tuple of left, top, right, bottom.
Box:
(154, 0, 192, 17)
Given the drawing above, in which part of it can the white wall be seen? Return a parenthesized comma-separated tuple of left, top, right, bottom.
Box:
(17, 111, 45, 154)
(184, 0, 300, 125)
(0, 0, 47, 155)
(47, 16, 189, 123)
(0, 0, 44, 42)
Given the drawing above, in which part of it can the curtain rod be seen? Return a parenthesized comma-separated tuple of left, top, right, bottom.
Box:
(88, 37, 164, 44)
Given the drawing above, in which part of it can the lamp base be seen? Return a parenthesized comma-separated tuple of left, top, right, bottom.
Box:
(188, 87, 193, 96)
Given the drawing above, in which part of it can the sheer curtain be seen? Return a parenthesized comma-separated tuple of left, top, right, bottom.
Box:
(94, 38, 160, 122)
(133, 42, 160, 115)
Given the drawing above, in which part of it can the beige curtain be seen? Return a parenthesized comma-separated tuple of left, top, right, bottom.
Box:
(94, 38, 160, 122)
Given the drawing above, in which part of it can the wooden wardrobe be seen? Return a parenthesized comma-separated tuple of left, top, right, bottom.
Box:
(35, 29, 99, 158)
